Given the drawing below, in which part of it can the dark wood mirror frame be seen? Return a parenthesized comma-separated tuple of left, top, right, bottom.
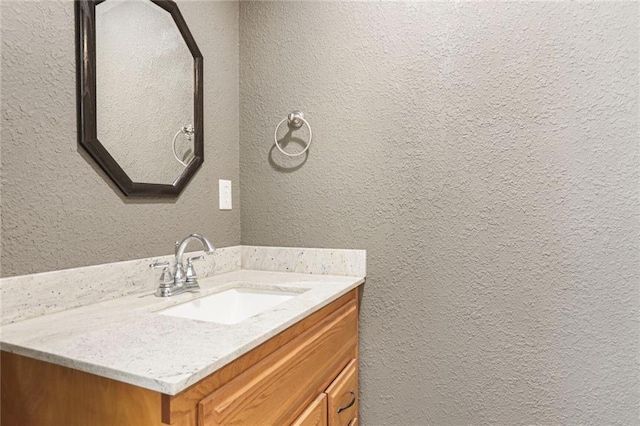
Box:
(75, 0, 204, 198)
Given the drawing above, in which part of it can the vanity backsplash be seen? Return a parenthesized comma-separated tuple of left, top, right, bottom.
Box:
(0, 246, 365, 325)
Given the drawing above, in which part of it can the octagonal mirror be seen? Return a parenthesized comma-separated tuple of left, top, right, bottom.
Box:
(76, 0, 203, 198)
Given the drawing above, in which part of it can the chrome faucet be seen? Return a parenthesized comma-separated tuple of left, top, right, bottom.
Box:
(150, 233, 215, 297)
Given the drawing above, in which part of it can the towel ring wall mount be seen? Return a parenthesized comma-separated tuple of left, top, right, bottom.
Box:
(274, 111, 312, 157)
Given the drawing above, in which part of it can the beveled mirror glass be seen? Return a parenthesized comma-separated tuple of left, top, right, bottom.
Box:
(76, 0, 203, 198)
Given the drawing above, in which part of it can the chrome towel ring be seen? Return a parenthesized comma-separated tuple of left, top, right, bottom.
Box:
(274, 111, 312, 157)
(173, 125, 194, 166)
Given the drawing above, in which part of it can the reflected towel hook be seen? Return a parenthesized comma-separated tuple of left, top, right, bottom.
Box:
(274, 111, 312, 157)
(172, 125, 194, 166)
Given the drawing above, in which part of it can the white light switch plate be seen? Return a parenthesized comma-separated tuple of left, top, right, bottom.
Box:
(219, 180, 232, 210)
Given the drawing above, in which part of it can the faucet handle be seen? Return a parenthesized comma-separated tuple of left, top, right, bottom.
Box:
(150, 261, 173, 286)
(187, 255, 205, 264)
(185, 256, 205, 285)
(150, 261, 170, 269)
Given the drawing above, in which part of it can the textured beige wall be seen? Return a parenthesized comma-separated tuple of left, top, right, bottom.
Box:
(1, 0, 240, 277)
(239, 2, 639, 424)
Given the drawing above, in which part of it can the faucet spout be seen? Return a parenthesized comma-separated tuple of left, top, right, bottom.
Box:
(175, 233, 215, 263)
(174, 233, 215, 287)
(151, 233, 216, 297)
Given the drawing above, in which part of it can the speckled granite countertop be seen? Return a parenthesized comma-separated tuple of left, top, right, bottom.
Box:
(0, 269, 364, 395)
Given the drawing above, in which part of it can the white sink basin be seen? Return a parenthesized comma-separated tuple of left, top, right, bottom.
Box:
(157, 287, 299, 325)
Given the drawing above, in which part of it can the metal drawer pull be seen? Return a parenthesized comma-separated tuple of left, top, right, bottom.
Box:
(337, 389, 356, 413)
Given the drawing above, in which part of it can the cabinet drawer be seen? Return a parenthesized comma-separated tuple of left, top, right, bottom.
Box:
(326, 359, 358, 426)
(291, 394, 327, 426)
(198, 300, 357, 425)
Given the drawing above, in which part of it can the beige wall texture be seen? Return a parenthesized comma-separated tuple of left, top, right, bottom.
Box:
(1, 0, 240, 277)
(239, 2, 639, 424)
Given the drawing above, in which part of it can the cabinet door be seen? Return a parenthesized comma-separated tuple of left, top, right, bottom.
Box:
(198, 301, 357, 425)
(291, 394, 327, 426)
(325, 359, 358, 426)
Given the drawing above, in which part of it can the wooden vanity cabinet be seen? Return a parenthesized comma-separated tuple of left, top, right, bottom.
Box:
(292, 394, 328, 426)
(1, 287, 360, 426)
(326, 359, 358, 426)
(291, 359, 359, 426)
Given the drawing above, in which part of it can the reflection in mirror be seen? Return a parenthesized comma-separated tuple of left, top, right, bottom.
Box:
(96, 0, 193, 184)
(76, 0, 203, 197)
(172, 125, 195, 167)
